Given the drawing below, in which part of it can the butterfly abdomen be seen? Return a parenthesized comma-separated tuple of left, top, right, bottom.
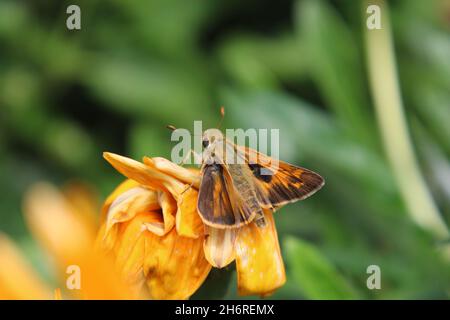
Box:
(228, 164, 266, 227)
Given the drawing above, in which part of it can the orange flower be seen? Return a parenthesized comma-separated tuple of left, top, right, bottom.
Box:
(98, 152, 286, 299)
(0, 233, 51, 299)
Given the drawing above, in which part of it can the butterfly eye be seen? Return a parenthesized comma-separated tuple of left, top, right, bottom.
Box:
(202, 139, 209, 148)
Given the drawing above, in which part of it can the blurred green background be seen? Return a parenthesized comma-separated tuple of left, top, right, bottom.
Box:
(1, 0, 450, 299)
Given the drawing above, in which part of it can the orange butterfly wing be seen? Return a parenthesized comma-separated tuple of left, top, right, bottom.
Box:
(235, 144, 325, 209)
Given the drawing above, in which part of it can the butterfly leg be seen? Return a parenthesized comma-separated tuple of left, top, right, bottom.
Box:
(180, 181, 195, 195)
(254, 209, 267, 227)
(179, 149, 203, 167)
(179, 149, 201, 195)
(190, 149, 203, 166)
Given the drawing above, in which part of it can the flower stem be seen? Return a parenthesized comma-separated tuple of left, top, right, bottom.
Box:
(364, 0, 448, 239)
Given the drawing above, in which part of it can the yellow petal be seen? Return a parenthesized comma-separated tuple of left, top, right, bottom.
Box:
(76, 250, 138, 299)
(97, 179, 158, 252)
(235, 211, 286, 296)
(101, 179, 140, 220)
(0, 233, 51, 299)
(112, 212, 161, 288)
(143, 221, 211, 299)
(175, 188, 204, 238)
(144, 191, 176, 236)
(120, 235, 146, 290)
(96, 220, 117, 253)
(103, 152, 185, 196)
(104, 186, 159, 237)
(62, 181, 99, 230)
(203, 226, 236, 268)
(24, 183, 94, 261)
(54, 288, 62, 300)
(143, 156, 201, 189)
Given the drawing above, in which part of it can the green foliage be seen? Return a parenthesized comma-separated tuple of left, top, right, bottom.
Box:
(296, 0, 376, 148)
(285, 237, 357, 299)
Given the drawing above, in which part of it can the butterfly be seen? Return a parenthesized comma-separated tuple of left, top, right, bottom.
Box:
(196, 109, 324, 229)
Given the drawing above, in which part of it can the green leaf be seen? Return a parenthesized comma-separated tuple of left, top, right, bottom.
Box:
(285, 237, 357, 299)
(222, 90, 396, 197)
(83, 56, 215, 127)
(218, 34, 308, 90)
(295, 0, 376, 147)
(128, 121, 173, 160)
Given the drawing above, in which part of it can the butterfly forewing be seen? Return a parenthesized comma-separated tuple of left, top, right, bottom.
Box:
(251, 162, 324, 209)
(197, 164, 256, 228)
(235, 144, 325, 209)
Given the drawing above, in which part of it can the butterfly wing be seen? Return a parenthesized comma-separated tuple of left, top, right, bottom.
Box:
(251, 161, 324, 209)
(197, 163, 256, 228)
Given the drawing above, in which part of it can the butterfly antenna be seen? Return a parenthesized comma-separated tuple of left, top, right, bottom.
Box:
(167, 124, 203, 137)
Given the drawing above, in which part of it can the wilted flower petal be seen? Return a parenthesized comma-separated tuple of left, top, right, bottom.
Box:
(235, 211, 286, 296)
(143, 217, 211, 300)
(103, 152, 185, 196)
(151, 191, 176, 236)
(176, 188, 204, 238)
(203, 226, 236, 268)
(111, 212, 160, 288)
(105, 186, 159, 236)
(143, 156, 200, 188)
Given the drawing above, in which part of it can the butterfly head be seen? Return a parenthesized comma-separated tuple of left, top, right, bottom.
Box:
(202, 128, 224, 149)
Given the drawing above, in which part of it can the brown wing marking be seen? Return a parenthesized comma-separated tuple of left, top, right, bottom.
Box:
(235, 144, 324, 209)
(197, 164, 255, 228)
